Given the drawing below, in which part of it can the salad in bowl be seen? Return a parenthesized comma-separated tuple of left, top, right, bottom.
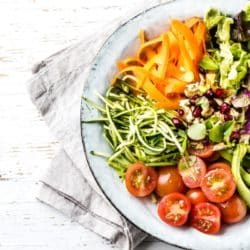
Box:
(82, 0, 250, 244)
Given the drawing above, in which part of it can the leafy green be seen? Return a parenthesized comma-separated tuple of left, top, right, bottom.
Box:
(202, 4, 250, 92)
(223, 121, 235, 143)
(217, 17, 233, 42)
(199, 54, 218, 71)
(209, 124, 224, 142)
(243, 2, 250, 22)
(231, 3, 250, 42)
(205, 8, 224, 30)
(205, 116, 219, 129)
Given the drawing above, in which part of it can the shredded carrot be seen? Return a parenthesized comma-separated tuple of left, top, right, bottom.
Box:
(185, 17, 202, 29)
(117, 57, 142, 70)
(139, 29, 145, 44)
(165, 78, 187, 94)
(112, 17, 207, 110)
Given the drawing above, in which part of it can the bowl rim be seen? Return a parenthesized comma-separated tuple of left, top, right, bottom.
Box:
(80, 1, 248, 249)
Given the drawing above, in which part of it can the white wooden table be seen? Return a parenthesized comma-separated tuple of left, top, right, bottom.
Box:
(0, 0, 178, 249)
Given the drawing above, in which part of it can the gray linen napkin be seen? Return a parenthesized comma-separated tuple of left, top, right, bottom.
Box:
(27, 1, 174, 249)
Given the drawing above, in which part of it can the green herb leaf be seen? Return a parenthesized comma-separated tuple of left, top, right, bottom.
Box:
(209, 124, 224, 142)
(223, 121, 235, 143)
(199, 55, 219, 71)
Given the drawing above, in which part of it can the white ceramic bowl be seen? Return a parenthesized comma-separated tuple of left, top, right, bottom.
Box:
(81, 0, 249, 249)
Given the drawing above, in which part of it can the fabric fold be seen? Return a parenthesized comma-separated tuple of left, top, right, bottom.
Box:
(37, 148, 146, 249)
(27, 1, 175, 249)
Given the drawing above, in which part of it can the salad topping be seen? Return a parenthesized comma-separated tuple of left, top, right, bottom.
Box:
(83, 3, 250, 235)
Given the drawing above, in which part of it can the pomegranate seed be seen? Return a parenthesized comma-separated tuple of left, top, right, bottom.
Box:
(204, 89, 214, 99)
(215, 88, 225, 98)
(224, 113, 233, 121)
(172, 118, 185, 129)
(193, 106, 202, 118)
(220, 102, 230, 114)
(230, 131, 240, 141)
(190, 94, 200, 105)
(177, 109, 184, 116)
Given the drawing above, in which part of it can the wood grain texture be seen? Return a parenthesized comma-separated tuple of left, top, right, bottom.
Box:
(0, 0, 178, 249)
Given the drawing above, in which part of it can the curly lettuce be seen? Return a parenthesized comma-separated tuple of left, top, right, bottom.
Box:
(201, 4, 250, 92)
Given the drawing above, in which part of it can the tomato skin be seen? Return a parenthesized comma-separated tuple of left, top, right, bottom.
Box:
(201, 169, 236, 203)
(178, 156, 207, 188)
(156, 167, 186, 197)
(189, 144, 214, 159)
(206, 152, 221, 163)
(125, 163, 157, 197)
(207, 162, 231, 173)
(190, 202, 221, 234)
(217, 195, 247, 224)
(157, 192, 191, 227)
(186, 188, 207, 205)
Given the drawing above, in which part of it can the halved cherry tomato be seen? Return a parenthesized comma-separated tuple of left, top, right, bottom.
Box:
(190, 202, 221, 234)
(157, 192, 191, 227)
(125, 163, 157, 197)
(186, 188, 207, 205)
(217, 195, 247, 224)
(156, 166, 186, 197)
(178, 156, 207, 188)
(189, 144, 214, 159)
(201, 169, 236, 203)
(207, 162, 231, 173)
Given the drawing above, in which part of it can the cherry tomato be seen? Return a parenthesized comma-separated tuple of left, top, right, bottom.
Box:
(157, 192, 191, 227)
(178, 156, 207, 188)
(201, 169, 236, 203)
(206, 152, 221, 163)
(186, 188, 207, 205)
(190, 202, 221, 234)
(125, 163, 157, 197)
(156, 166, 186, 197)
(189, 144, 214, 159)
(207, 162, 231, 173)
(217, 195, 247, 224)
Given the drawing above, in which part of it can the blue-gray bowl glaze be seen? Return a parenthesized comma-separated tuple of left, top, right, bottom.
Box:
(81, 0, 249, 249)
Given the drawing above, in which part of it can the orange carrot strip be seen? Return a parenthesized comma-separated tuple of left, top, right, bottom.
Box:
(185, 17, 202, 28)
(194, 21, 207, 57)
(111, 66, 147, 85)
(171, 19, 199, 62)
(177, 36, 198, 80)
(167, 32, 180, 63)
(117, 57, 142, 70)
(164, 78, 187, 94)
(137, 36, 162, 63)
(155, 95, 181, 110)
(157, 33, 169, 79)
(166, 63, 194, 83)
(142, 78, 168, 103)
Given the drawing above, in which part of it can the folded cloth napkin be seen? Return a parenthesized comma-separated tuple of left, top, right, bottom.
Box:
(27, 1, 175, 249)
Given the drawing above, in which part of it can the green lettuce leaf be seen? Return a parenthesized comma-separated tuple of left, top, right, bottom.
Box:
(216, 17, 233, 42)
(205, 8, 224, 30)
